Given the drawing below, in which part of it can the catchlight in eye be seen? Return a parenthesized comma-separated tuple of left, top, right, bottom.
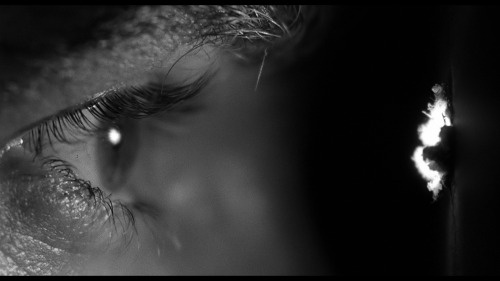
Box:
(107, 127, 122, 146)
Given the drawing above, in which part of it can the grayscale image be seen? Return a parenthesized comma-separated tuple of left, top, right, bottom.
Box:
(0, 5, 497, 276)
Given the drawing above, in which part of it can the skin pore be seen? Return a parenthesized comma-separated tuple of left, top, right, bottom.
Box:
(0, 6, 335, 275)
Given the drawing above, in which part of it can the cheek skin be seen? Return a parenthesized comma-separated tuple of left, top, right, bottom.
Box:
(81, 54, 322, 275)
(0, 6, 331, 275)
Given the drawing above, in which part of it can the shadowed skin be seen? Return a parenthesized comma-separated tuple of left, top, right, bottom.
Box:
(0, 6, 336, 275)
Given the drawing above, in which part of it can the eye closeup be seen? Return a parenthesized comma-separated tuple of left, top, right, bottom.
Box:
(0, 4, 321, 274)
(0, 75, 211, 274)
(0, 103, 133, 275)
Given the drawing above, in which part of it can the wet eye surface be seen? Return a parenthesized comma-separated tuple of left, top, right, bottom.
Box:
(96, 122, 138, 192)
(0, 108, 138, 275)
(0, 122, 136, 275)
(0, 73, 212, 275)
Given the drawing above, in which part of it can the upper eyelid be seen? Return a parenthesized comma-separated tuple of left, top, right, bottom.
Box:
(0, 70, 216, 151)
(87, 72, 214, 120)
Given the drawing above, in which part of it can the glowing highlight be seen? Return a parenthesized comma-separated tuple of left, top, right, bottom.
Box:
(107, 128, 122, 146)
(412, 84, 451, 198)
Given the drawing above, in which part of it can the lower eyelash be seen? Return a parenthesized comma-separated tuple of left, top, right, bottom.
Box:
(2, 73, 213, 261)
(39, 156, 137, 253)
(0, 151, 137, 274)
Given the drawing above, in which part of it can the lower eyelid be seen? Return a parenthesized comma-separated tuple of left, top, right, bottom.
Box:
(0, 77, 208, 273)
(0, 143, 136, 274)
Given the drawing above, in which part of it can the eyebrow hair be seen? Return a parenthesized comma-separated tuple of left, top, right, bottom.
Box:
(0, 5, 309, 57)
(95, 5, 309, 62)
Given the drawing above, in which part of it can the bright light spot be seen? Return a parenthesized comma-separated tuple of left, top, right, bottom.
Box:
(412, 146, 442, 198)
(0, 138, 23, 158)
(107, 128, 122, 146)
(417, 97, 451, 146)
(412, 84, 451, 199)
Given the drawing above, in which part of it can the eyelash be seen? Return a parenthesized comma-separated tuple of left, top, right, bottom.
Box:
(40, 155, 136, 244)
(22, 67, 215, 158)
(15, 73, 213, 249)
(26, 82, 202, 156)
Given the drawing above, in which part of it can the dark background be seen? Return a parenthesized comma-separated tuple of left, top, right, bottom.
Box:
(305, 6, 500, 275)
(451, 6, 500, 276)
(301, 6, 453, 275)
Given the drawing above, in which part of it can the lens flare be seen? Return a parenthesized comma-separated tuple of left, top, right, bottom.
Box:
(412, 84, 451, 199)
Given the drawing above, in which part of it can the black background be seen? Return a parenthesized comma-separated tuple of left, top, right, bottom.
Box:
(301, 6, 453, 275)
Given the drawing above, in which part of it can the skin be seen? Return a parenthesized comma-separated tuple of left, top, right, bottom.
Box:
(0, 6, 335, 275)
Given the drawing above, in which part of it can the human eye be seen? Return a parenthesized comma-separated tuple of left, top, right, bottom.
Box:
(0, 73, 212, 275)
(0, 4, 338, 275)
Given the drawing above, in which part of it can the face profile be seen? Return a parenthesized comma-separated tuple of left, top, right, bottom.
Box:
(3, 5, 500, 276)
(0, 6, 336, 275)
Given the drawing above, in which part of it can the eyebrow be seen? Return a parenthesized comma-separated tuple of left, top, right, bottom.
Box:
(0, 70, 216, 150)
